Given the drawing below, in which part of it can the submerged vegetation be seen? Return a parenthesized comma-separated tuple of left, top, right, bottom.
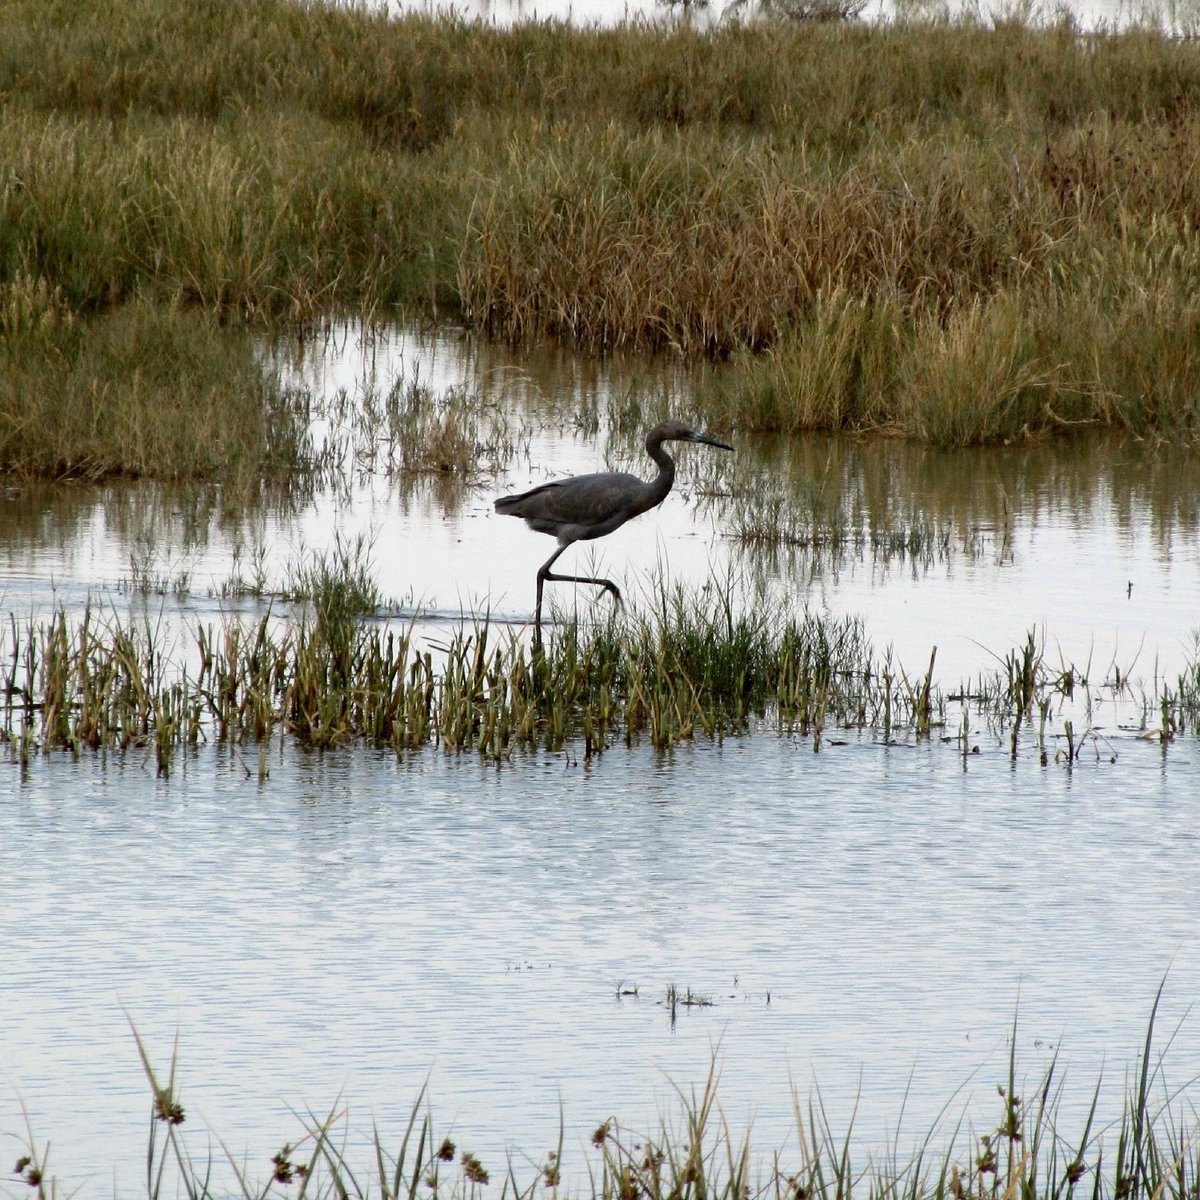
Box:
(9, 1000, 1199, 1200)
(2, 0, 1200, 462)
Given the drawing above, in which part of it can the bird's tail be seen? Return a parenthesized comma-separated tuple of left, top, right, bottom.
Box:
(494, 481, 555, 515)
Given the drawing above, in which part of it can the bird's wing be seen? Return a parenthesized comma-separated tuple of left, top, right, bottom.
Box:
(495, 472, 642, 524)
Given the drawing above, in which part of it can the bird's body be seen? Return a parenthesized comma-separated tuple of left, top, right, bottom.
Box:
(496, 470, 668, 541)
(495, 419, 733, 642)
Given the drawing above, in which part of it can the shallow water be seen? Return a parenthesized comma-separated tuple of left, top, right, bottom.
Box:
(3, 322, 1200, 1194)
(4, 737, 1199, 1195)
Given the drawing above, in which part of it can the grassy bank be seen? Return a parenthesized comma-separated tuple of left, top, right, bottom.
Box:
(0, 282, 307, 482)
(11, 1004, 1198, 1200)
(2, 0, 1200, 459)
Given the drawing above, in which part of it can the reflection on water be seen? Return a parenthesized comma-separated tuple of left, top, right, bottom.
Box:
(694, 432, 1200, 691)
(2, 739, 1198, 1193)
(701, 430, 1200, 548)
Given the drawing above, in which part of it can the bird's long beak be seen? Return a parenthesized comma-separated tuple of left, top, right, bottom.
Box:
(688, 430, 734, 452)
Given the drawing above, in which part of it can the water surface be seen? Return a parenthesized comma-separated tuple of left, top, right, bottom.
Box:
(3, 322, 1199, 1195)
(3, 737, 1197, 1195)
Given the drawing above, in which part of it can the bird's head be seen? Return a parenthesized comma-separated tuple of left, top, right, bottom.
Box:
(649, 419, 734, 453)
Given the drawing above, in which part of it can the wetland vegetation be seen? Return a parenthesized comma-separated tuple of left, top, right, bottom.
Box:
(4, 0, 1200, 472)
(5, 557, 1198, 772)
(10, 1004, 1198, 1200)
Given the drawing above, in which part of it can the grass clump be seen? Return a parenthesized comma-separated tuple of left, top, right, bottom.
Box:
(0, 284, 304, 482)
(283, 532, 384, 626)
(1, 583, 887, 767)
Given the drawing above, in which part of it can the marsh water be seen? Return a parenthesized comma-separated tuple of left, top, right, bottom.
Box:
(3, 323, 1200, 1195)
(386, 0, 1185, 35)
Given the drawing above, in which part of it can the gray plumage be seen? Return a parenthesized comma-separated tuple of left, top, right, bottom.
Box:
(495, 418, 734, 642)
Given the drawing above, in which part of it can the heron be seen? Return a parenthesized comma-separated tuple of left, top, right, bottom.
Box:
(494, 418, 734, 642)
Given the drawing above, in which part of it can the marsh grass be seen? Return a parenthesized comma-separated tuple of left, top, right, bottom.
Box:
(4, 0, 1200, 454)
(462, 114, 1200, 442)
(216, 540, 273, 602)
(307, 375, 535, 481)
(124, 531, 195, 601)
(664, 983, 715, 1027)
(3, 568, 1195, 772)
(0, 289, 306, 484)
(283, 532, 384, 623)
(11, 999, 1199, 1200)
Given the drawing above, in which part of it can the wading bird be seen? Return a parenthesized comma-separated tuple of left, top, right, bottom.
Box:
(494, 419, 733, 643)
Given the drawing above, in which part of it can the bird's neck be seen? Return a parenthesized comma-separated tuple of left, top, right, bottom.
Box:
(645, 440, 676, 506)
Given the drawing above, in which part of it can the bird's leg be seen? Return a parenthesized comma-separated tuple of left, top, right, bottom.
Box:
(543, 571, 623, 606)
(534, 544, 622, 645)
(533, 545, 566, 648)
(533, 562, 548, 650)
